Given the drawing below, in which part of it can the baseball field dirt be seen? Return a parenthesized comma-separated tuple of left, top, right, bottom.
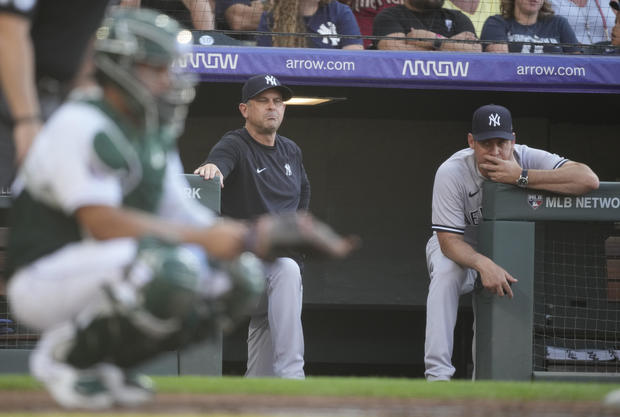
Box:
(1, 390, 620, 416)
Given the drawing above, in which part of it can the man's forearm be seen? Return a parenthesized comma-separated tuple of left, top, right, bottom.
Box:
(440, 40, 482, 52)
(437, 232, 487, 272)
(77, 205, 248, 260)
(377, 39, 432, 50)
(484, 43, 509, 53)
(442, 32, 482, 52)
(376, 30, 436, 50)
(183, 0, 215, 30)
(437, 231, 517, 297)
(0, 15, 39, 120)
(225, 1, 263, 31)
(527, 162, 599, 195)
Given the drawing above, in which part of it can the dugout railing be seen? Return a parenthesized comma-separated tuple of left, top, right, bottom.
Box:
(0, 175, 223, 376)
(475, 181, 620, 382)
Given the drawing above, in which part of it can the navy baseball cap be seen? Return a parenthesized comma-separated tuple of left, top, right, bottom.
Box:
(471, 104, 514, 141)
(241, 74, 293, 103)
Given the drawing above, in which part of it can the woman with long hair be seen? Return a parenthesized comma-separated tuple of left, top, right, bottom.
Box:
(256, 0, 364, 49)
(481, 0, 581, 52)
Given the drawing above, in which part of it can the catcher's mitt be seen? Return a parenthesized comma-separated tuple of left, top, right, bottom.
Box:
(244, 211, 359, 260)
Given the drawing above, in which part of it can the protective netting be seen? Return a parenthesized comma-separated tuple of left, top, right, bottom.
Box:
(130, 0, 619, 54)
(0, 224, 38, 350)
(533, 222, 620, 373)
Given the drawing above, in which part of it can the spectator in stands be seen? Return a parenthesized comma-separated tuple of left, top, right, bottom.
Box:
(577, 0, 620, 52)
(481, 0, 582, 53)
(611, 0, 620, 45)
(372, 0, 482, 51)
(424, 104, 599, 381)
(443, 0, 502, 40)
(547, 0, 615, 45)
(256, 0, 364, 49)
(0, 0, 111, 196)
(344, 0, 499, 44)
(120, 0, 216, 30)
(338, 0, 404, 48)
(215, 0, 264, 39)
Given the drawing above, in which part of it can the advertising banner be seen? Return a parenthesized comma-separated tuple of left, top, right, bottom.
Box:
(178, 46, 620, 94)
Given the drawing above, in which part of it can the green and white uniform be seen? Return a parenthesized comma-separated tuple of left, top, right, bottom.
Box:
(7, 95, 216, 333)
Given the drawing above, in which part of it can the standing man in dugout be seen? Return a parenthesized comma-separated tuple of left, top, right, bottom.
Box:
(195, 74, 310, 379)
(424, 104, 599, 381)
(6, 9, 355, 409)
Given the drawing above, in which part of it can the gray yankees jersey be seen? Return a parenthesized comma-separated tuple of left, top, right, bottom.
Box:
(431, 144, 568, 246)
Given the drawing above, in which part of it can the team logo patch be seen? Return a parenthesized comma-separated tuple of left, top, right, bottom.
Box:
(317, 22, 340, 46)
(489, 113, 501, 127)
(528, 194, 544, 210)
(265, 75, 279, 86)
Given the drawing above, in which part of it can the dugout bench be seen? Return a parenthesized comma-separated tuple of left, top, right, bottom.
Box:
(0, 175, 224, 376)
(475, 181, 620, 382)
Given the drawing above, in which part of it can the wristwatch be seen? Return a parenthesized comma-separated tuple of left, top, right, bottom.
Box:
(516, 169, 529, 188)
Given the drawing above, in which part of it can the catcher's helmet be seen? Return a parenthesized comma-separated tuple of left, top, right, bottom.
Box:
(94, 8, 196, 135)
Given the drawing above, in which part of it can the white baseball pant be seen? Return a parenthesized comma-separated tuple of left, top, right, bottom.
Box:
(424, 233, 477, 381)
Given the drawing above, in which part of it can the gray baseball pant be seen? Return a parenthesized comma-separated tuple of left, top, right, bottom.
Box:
(246, 257, 304, 379)
(424, 233, 477, 381)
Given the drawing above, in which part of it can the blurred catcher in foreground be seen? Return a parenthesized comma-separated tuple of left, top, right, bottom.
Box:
(4, 8, 357, 410)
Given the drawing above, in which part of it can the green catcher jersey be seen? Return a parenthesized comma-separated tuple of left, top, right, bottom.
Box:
(7, 96, 215, 276)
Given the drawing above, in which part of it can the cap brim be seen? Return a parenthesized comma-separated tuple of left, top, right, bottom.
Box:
(245, 85, 293, 102)
(473, 131, 514, 141)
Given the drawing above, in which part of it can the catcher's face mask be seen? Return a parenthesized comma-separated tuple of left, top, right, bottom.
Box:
(94, 8, 196, 135)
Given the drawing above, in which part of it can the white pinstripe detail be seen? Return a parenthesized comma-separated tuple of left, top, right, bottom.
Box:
(431, 225, 465, 234)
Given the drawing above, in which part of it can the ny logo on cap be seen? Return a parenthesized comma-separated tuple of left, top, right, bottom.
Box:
(265, 75, 278, 86)
(488, 113, 501, 127)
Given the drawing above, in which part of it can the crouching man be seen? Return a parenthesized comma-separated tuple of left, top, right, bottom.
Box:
(5, 8, 356, 409)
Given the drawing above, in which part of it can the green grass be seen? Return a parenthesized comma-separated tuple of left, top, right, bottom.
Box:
(0, 374, 618, 402)
(0, 411, 264, 417)
(0, 411, 262, 417)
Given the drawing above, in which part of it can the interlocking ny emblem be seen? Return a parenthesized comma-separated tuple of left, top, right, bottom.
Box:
(317, 22, 340, 46)
(265, 75, 278, 86)
(489, 113, 501, 127)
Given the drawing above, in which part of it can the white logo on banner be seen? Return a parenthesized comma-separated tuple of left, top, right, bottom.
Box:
(177, 53, 239, 70)
(489, 113, 501, 127)
(401, 60, 469, 77)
